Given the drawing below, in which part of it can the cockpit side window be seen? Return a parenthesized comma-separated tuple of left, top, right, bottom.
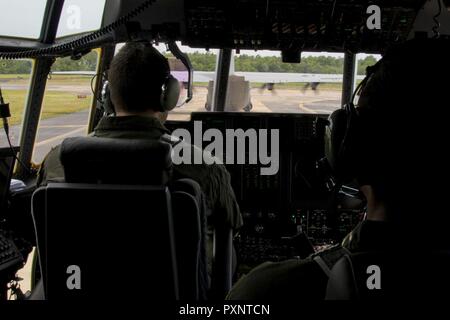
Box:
(0, 59, 32, 149)
(32, 50, 99, 164)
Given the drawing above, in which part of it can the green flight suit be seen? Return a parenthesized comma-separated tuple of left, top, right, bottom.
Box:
(37, 115, 243, 230)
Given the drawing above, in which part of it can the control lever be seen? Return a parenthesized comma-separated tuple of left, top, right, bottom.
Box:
(0, 85, 30, 175)
(338, 185, 366, 210)
(0, 86, 11, 134)
(316, 158, 336, 192)
(282, 232, 315, 259)
(168, 41, 193, 104)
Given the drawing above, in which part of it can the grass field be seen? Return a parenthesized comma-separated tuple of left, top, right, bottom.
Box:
(0, 74, 30, 80)
(47, 74, 94, 85)
(0, 73, 89, 82)
(1, 74, 93, 126)
(2, 89, 92, 126)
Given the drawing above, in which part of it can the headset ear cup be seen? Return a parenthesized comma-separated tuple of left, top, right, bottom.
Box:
(160, 75, 180, 111)
(325, 107, 353, 181)
(101, 81, 115, 116)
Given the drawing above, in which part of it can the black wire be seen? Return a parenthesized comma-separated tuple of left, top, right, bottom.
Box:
(350, 78, 366, 106)
(90, 73, 97, 96)
(90, 73, 102, 104)
(350, 62, 381, 107)
(0, 86, 31, 175)
(0, 86, 4, 105)
(432, 0, 443, 39)
(330, 0, 337, 22)
(2, 121, 31, 175)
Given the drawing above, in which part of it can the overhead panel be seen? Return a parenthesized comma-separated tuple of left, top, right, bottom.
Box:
(184, 0, 424, 53)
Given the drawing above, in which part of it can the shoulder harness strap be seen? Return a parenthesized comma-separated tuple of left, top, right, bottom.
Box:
(312, 245, 352, 278)
(160, 133, 183, 147)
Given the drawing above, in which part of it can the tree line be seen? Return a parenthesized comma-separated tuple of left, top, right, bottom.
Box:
(0, 51, 377, 75)
(0, 51, 99, 75)
(188, 52, 377, 75)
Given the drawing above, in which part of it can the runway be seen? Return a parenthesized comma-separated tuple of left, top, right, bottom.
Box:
(254, 90, 341, 114)
(3, 110, 89, 163)
(0, 78, 92, 94)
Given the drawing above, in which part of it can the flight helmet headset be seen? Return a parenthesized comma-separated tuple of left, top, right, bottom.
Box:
(324, 59, 383, 184)
(325, 37, 450, 186)
(100, 42, 180, 116)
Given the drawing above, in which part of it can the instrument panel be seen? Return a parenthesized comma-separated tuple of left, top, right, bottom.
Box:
(167, 112, 365, 267)
(184, 0, 424, 53)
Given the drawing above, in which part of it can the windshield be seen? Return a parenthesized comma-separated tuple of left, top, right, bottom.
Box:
(0, 0, 106, 40)
(0, 0, 47, 39)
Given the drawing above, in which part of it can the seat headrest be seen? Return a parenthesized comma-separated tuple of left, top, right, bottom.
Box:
(60, 137, 173, 185)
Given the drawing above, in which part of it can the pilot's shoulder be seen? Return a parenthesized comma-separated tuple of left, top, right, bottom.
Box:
(42, 144, 62, 165)
(161, 133, 182, 146)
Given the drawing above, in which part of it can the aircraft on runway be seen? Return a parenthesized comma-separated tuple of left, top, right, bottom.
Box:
(50, 70, 366, 84)
(192, 71, 365, 84)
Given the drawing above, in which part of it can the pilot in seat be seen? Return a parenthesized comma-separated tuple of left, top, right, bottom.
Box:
(227, 38, 450, 300)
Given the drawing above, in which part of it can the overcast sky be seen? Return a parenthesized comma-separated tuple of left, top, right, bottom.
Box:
(0, 0, 105, 39)
(0, 0, 48, 39)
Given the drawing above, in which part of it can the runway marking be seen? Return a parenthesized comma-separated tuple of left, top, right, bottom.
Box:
(249, 98, 272, 113)
(301, 98, 337, 104)
(35, 126, 87, 147)
(312, 109, 335, 114)
(39, 125, 87, 128)
(298, 103, 318, 114)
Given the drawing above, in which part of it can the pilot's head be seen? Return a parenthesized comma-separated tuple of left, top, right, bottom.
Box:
(353, 38, 450, 245)
(108, 42, 171, 121)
